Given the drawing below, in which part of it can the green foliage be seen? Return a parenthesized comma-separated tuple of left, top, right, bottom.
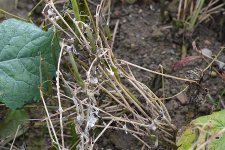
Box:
(177, 109, 225, 150)
(188, 0, 205, 30)
(68, 53, 85, 89)
(0, 109, 29, 145)
(71, 0, 81, 21)
(172, 19, 184, 28)
(172, 0, 205, 31)
(70, 122, 80, 149)
(0, 19, 59, 109)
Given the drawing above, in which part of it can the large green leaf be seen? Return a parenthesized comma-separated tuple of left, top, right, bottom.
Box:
(177, 109, 225, 150)
(0, 19, 58, 109)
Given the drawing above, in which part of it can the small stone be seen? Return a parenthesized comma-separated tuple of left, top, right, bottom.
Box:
(122, 19, 127, 23)
(151, 29, 163, 39)
(204, 39, 212, 45)
(209, 71, 217, 77)
(113, 10, 120, 18)
(176, 93, 188, 105)
(150, 5, 155, 11)
(138, 9, 143, 13)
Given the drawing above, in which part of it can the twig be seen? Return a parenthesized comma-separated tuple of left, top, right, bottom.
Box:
(111, 20, 119, 50)
(56, 40, 65, 148)
(9, 125, 20, 150)
(120, 59, 196, 83)
(94, 120, 113, 143)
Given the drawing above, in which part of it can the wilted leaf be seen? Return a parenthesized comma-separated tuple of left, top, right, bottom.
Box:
(201, 48, 225, 69)
(176, 109, 225, 150)
(0, 19, 58, 109)
(201, 48, 212, 58)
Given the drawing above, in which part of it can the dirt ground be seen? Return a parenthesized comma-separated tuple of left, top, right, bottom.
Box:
(111, 1, 224, 126)
(1, 0, 225, 149)
(96, 2, 225, 149)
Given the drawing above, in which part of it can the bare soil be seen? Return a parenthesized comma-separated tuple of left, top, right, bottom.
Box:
(97, 1, 225, 149)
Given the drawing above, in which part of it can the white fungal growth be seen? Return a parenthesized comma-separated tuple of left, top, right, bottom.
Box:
(76, 115, 84, 125)
(106, 68, 114, 76)
(86, 107, 99, 130)
(123, 124, 128, 134)
(89, 77, 98, 84)
(147, 122, 157, 131)
(86, 114, 98, 129)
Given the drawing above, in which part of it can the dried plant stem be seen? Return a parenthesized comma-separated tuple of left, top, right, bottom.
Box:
(93, 120, 113, 143)
(56, 41, 65, 148)
(203, 47, 225, 72)
(42, 0, 178, 148)
(9, 125, 20, 150)
(120, 60, 196, 83)
(40, 89, 61, 149)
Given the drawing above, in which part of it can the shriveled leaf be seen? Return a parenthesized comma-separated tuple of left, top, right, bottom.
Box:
(0, 19, 58, 109)
(177, 109, 225, 150)
(201, 48, 225, 69)
(201, 48, 212, 58)
(0, 109, 29, 145)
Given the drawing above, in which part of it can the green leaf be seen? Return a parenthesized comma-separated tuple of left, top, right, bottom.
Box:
(0, 109, 29, 145)
(0, 19, 58, 109)
(188, 0, 205, 30)
(70, 122, 80, 149)
(177, 109, 225, 150)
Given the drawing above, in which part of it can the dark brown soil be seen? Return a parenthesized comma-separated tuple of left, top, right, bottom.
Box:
(111, 1, 225, 124)
(1, 0, 225, 149)
(97, 1, 225, 149)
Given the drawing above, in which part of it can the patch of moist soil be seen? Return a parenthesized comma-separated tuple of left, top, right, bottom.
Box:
(97, 1, 225, 149)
